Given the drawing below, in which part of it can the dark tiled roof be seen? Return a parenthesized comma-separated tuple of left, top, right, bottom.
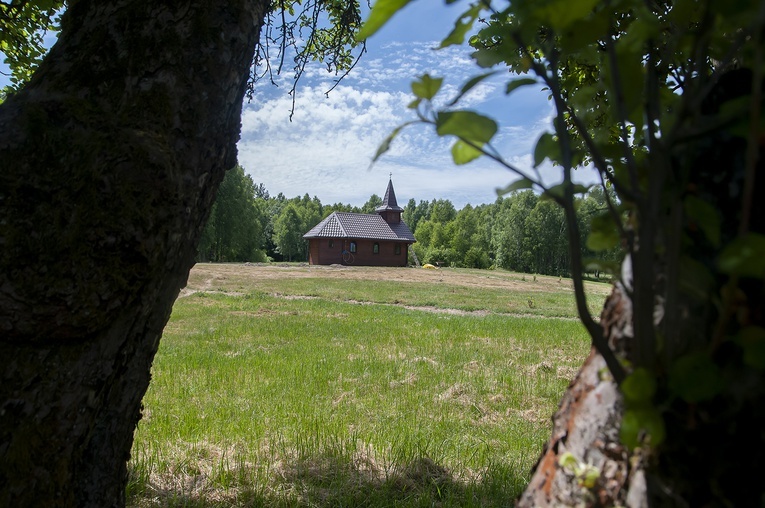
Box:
(376, 179, 403, 212)
(304, 212, 416, 242)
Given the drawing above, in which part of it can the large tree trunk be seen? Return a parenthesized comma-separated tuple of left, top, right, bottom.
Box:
(0, 1, 268, 505)
(518, 282, 646, 507)
(519, 69, 765, 506)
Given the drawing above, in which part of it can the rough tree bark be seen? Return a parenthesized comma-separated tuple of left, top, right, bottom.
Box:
(0, 1, 269, 506)
(518, 68, 765, 506)
(518, 282, 645, 507)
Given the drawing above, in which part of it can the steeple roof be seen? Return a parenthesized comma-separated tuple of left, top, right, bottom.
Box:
(376, 178, 403, 212)
(303, 212, 415, 242)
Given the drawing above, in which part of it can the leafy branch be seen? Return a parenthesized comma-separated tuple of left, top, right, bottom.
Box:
(364, 0, 628, 382)
(252, 0, 368, 120)
(0, 0, 64, 100)
(363, 0, 763, 383)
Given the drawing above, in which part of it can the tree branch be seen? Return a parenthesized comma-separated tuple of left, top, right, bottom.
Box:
(738, 5, 764, 238)
(511, 29, 626, 383)
(604, 35, 640, 195)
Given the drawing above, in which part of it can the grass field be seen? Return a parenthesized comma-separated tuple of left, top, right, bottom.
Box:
(127, 263, 612, 507)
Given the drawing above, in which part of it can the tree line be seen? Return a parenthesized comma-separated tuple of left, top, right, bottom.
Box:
(202, 165, 621, 277)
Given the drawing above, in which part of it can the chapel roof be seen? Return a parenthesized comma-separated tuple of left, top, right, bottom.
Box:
(303, 212, 415, 242)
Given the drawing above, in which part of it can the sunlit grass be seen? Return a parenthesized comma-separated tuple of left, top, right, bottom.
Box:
(127, 265, 607, 507)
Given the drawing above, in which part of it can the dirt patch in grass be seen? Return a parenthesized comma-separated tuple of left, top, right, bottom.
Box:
(185, 263, 612, 296)
(180, 263, 611, 320)
(229, 309, 299, 317)
(345, 299, 493, 317)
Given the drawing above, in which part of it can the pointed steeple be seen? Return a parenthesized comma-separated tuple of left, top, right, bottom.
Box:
(376, 178, 404, 225)
(376, 178, 403, 212)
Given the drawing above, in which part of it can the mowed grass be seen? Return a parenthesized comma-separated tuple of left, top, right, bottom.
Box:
(127, 264, 611, 507)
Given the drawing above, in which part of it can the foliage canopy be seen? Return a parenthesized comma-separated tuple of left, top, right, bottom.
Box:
(364, 0, 764, 504)
(0, 0, 63, 97)
(1, 0, 368, 104)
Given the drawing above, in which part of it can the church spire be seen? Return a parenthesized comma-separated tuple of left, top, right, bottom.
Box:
(376, 177, 403, 225)
(376, 177, 403, 212)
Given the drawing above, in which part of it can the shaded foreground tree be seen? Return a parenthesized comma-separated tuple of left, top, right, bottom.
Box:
(364, 0, 764, 505)
(0, 0, 363, 506)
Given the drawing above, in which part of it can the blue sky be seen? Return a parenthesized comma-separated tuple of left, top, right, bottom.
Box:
(242, 2, 561, 208)
(1, 3, 588, 209)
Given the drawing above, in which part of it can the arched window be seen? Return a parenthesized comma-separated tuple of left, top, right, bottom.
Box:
(373, 242, 379, 254)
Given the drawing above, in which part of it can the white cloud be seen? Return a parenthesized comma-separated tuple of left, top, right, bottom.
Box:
(238, 38, 558, 208)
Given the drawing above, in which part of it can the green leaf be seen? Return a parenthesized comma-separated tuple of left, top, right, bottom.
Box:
(583, 258, 620, 275)
(506, 77, 538, 95)
(471, 45, 515, 69)
(621, 368, 656, 404)
(718, 233, 765, 278)
(543, 183, 590, 202)
(448, 71, 500, 106)
(558, 452, 579, 471)
(439, 4, 482, 48)
(371, 122, 415, 163)
(451, 139, 483, 165)
(669, 352, 724, 403)
(357, 0, 413, 40)
(533, 132, 558, 167)
(618, 5, 661, 52)
(31, 0, 58, 11)
(668, 0, 701, 25)
(411, 74, 443, 100)
(587, 212, 621, 251)
(736, 327, 765, 370)
(542, 0, 601, 31)
(604, 40, 645, 127)
(580, 465, 601, 489)
(496, 178, 535, 196)
(559, 14, 610, 52)
(620, 408, 666, 450)
(684, 195, 721, 247)
(678, 255, 715, 301)
(435, 111, 497, 144)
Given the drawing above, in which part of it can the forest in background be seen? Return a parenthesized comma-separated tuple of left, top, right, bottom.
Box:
(199, 165, 621, 277)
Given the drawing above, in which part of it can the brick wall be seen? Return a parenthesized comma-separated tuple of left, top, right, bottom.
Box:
(307, 238, 409, 266)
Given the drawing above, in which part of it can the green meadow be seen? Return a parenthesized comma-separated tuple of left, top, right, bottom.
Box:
(127, 264, 612, 507)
